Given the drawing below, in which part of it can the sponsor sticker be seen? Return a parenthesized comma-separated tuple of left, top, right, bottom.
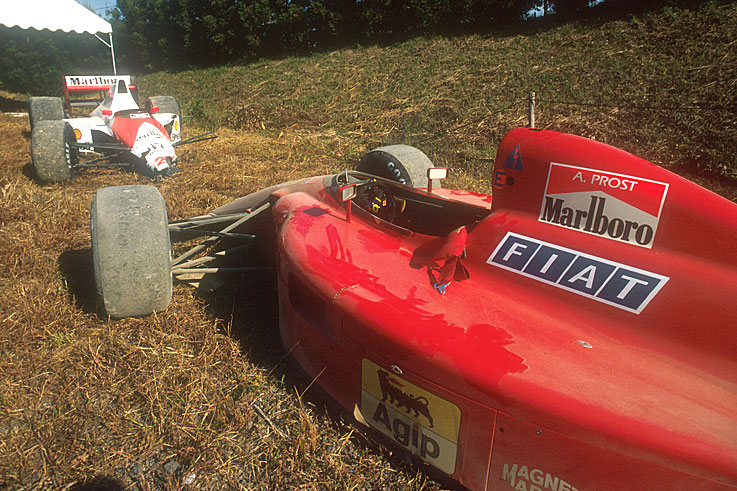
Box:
(64, 75, 133, 91)
(493, 169, 507, 189)
(502, 463, 580, 491)
(487, 232, 669, 314)
(539, 163, 669, 248)
(503, 144, 524, 170)
(131, 123, 173, 156)
(361, 359, 461, 475)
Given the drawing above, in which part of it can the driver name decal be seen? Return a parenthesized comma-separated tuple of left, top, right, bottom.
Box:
(488, 232, 669, 314)
(361, 359, 461, 475)
(539, 163, 669, 248)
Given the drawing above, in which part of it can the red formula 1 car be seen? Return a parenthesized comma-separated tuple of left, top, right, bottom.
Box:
(89, 128, 737, 490)
(28, 77, 214, 183)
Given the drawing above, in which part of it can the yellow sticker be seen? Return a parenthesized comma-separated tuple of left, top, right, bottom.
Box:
(361, 359, 461, 475)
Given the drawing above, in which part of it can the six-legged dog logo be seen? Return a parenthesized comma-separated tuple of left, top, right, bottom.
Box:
(378, 369, 434, 428)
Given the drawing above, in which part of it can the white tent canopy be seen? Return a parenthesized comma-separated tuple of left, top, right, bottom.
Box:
(0, 0, 117, 73)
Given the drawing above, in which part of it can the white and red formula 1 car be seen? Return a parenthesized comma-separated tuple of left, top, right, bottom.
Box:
(28, 75, 214, 183)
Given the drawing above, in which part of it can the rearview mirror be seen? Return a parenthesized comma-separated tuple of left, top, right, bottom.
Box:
(427, 167, 448, 194)
(150, 106, 161, 114)
(339, 184, 357, 222)
(339, 184, 357, 202)
(101, 109, 112, 116)
(427, 167, 448, 180)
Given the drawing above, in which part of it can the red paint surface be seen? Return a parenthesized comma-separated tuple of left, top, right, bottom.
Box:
(111, 114, 171, 148)
(226, 130, 737, 489)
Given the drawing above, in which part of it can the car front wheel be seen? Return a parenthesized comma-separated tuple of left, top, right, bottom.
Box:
(90, 185, 172, 318)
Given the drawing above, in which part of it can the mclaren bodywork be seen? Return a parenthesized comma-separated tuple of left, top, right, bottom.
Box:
(29, 78, 213, 183)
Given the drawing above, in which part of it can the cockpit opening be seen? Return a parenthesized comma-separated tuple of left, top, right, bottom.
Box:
(330, 172, 490, 236)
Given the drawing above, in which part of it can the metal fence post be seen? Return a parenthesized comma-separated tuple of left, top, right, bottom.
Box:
(529, 91, 536, 128)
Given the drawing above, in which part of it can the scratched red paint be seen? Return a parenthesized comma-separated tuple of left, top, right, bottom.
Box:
(217, 129, 737, 490)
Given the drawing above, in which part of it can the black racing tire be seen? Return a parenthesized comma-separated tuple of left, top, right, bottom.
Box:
(145, 96, 182, 129)
(91, 185, 172, 319)
(30, 120, 77, 183)
(357, 144, 438, 189)
(28, 97, 64, 130)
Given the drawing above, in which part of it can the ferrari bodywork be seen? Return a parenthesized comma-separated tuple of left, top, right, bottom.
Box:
(92, 128, 737, 490)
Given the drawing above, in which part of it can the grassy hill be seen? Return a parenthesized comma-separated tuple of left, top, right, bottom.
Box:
(1, 2, 736, 490)
(141, 1, 737, 193)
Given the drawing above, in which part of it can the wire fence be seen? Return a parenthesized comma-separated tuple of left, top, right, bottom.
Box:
(421, 89, 737, 183)
(425, 89, 736, 144)
(526, 91, 737, 128)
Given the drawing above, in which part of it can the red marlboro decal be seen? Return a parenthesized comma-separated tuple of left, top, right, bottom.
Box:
(112, 116, 170, 149)
(539, 163, 669, 248)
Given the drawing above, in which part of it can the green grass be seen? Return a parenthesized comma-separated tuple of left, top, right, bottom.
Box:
(140, 1, 737, 187)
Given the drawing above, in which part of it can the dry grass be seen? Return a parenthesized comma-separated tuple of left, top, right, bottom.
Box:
(3, 4, 737, 488)
(0, 115, 444, 490)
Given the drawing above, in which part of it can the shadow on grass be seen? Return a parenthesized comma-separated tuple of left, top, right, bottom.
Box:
(21, 162, 39, 183)
(195, 259, 465, 490)
(0, 94, 27, 113)
(198, 266, 283, 371)
(69, 475, 124, 491)
(58, 248, 98, 314)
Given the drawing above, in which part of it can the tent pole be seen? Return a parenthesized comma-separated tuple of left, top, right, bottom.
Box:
(94, 32, 118, 75)
(110, 32, 117, 75)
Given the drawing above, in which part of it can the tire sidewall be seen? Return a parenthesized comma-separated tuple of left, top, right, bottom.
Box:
(357, 145, 436, 189)
(30, 120, 75, 183)
(90, 185, 172, 318)
(64, 123, 78, 175)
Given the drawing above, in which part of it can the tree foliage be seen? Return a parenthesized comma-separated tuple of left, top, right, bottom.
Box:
(0, 27, 112, 95)
(110, 0, 543, 71)
(1, 0, 709, 94)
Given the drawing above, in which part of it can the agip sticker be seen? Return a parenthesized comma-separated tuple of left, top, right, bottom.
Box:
(361, 359, 461, 475)
(539, 163, 669, 248)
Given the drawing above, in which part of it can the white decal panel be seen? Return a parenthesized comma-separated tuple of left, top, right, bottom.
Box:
(539, 163, 669, 248)
(64, 75, 133, 90)
(502, 463, 581, 491)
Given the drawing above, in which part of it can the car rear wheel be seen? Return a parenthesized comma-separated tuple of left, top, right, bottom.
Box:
(357, 144, 438, 189)
(91, 185, 172, 319)
(28, 96, 64, 130)
(30, 120, 77, 183)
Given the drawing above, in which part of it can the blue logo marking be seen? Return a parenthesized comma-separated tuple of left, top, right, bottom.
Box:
(487, 232, 669, 314)
(493, 169, 507, 188)
(503, 144, 524, 170)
